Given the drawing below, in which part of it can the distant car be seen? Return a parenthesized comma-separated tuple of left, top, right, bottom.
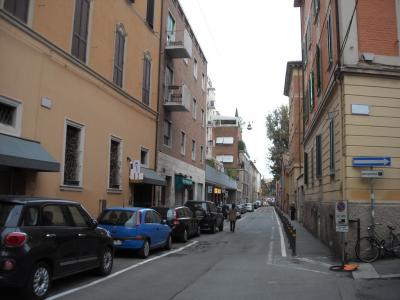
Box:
(237, 204, 247, 214)
(246, 203, 254, 212)
(98, 207, 172, 258)
(152, 206, 200, 242)
(0, 196, 114, 300)
(185, 200, 224, 233)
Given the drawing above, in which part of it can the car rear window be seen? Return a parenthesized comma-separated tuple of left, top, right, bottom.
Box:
(0, 203, 21, 227)
(99, 210, 136, 227)
(187, 202, 207, 211)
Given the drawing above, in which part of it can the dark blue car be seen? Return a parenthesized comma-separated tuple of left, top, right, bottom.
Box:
(98, 207, 172, 258)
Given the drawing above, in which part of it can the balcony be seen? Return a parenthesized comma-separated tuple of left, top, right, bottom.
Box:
(165, 29, 192, 59)
(164, 84, 191, 111)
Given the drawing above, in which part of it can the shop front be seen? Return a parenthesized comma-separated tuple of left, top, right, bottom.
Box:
(130, 167, 166, 207)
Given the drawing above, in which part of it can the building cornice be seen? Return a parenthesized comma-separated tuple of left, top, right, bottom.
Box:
(0, 10, 158, 118)
(284, 61, 302, 96)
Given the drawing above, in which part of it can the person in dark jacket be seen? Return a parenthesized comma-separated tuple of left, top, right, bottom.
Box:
(228, 204, 237, 232)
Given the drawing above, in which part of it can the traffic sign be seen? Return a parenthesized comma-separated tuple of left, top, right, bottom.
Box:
(335, 200, 348, 233)
(361, 170, 384, 178)
(352, 157, 391, 167)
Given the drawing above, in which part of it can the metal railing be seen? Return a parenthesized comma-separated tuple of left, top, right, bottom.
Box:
(275, 207, 297, 256)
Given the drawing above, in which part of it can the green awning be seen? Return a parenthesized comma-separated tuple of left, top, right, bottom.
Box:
(175, 175, 193, 189)
(0, 133, 59, 172)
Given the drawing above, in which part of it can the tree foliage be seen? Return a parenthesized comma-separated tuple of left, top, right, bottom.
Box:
(265, 105, 289, 181)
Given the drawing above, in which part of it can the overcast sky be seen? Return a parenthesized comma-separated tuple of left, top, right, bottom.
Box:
(179, 0, 301, 178)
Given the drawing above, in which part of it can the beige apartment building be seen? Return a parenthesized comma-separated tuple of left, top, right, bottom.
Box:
(283, 61, 304, 220)
(156, 0, 208, 206)
(0, 0, 163, 215)
(294, 0, 400, 255)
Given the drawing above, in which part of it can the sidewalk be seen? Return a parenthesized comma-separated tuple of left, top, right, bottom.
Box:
(281, 213, 400, 279)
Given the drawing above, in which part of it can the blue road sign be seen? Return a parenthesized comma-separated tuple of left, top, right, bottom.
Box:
(352, 157, 391, 167)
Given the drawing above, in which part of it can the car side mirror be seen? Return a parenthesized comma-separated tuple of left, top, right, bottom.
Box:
(90, 218, 98, 229)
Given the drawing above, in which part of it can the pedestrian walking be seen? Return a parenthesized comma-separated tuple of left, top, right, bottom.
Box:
(228, 204, 237, 232)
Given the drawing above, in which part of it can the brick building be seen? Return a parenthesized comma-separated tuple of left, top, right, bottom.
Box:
(156, 0, 208, 206)
(294, 0, 400, 256)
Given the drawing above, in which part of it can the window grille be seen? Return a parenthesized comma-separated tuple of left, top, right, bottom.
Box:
(0, 102, 15, 126)
(109, 139, 121, 189)
(64, 125, 81, 186)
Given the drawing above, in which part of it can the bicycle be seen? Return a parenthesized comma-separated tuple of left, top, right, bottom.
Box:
(355, 223, 400, 263)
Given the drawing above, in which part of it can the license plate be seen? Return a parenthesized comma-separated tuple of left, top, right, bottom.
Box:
(113, 240, 122, 245)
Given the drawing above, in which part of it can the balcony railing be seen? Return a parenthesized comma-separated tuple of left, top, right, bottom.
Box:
(165, 29, 192, 59)
(164, 84, 191, 111)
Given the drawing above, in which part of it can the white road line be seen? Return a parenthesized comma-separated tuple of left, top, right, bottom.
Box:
(46, 241, 199, 300)
(296, 257, 333, 268)
(267, 226, 275, 264)
(266, 263, 330, 275)
(273, 207, 287, 257)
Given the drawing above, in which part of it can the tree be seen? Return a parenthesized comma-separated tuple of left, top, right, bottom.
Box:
(265, 105, 289, 181)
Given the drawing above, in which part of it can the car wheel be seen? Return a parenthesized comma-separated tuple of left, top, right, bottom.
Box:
(210, 222, 216, 234)
(97, 246, 113, 276)
(195, 225, 201, 237)
(218, 222, 224, 232)
(165, 235, 172, 250)
(22, 261, 51, 300)
(138, 239, 150, 258)
(182, 229, 188, 243)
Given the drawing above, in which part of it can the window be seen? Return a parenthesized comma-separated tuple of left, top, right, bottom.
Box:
(0, 96, 22, 136)
(164, 66, 173, 101)
(68, 205, 90, 227)
(216, 155, 234, 163)
(192, 98, 197, 119)
(142, 55, 151, 106)
(327, 12, 334, 66)
(163, 119, 172, 146)
(313, 0, 320, 18)
(71, 0, 90, 62)
(311, 147, 314, 183)
(216, 137, 234, 145)
(201, 109, 205, 127)
(63, 121, 84, 187)
(302, 39, 308, 68)
(4, 0, 30, 23)
(316, 135, 322, 178)
(202, 73, 206, 91)
(193, 58, 198, 79)
(309, 72, 314, 111)
(146, 0, 155, 29)
(303, 90, 309, 122)
(141, 148, 149, 167)
(167, 13, 175, 43)
(180, 132, 186, 155)
(200, 146, 204, 163)
(41, 205, 69, 226)
(191, 140, 196, 161)
(304, 152, 308, 185)
(113, 25, 126, 87)
(109, 137, 122, 190)
(22, 207, 39, 226)
(329, 119, 335, 174)
(316, 45, 322, 95)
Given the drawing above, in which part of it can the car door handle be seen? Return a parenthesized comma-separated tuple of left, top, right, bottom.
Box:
(78, 233, 87, 237)
(45, 234, 56, 238)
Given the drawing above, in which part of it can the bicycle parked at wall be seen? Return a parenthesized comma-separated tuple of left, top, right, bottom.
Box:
(355, 223, 400, 263)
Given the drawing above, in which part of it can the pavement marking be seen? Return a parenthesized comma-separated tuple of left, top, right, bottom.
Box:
(267, 262, 330, 275)
(273, 207, 287, 257)
(46, 241, 199, 300)
(267, 225, 275, 264)
(295, 257, 333, 268)
(352, 263, 380, 280)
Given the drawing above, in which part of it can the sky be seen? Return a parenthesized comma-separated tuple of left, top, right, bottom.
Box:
(179, 0, 302, 178)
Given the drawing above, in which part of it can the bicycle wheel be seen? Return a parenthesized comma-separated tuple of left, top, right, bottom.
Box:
(392, 234, 400, 258)
(356, 237, 380, 263)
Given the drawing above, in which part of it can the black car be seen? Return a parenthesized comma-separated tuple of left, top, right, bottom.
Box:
(152, 206, 200, 242)
(0, 196, 114, 300)
(184, 201, 224, 233)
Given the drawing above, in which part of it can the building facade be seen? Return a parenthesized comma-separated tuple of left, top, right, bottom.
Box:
(156, 0, 208, 206)
(0, 0, 163, 215)
(294, 0, 400, 256)
(284, 61, 304, 221)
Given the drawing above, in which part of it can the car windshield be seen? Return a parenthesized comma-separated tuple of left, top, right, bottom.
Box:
(188, 202, 207, 211)
(99, 210, 136, 226)
(0, 203, 20, 227)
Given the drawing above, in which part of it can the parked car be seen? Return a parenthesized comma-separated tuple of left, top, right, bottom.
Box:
(237, 204, 247, 214)
(152, 206, 200, 242)
(98, 207, 171, 259)
(185, 200, 224, 233)
(0, 196, 114, 300)
(246, 203, 255, 212)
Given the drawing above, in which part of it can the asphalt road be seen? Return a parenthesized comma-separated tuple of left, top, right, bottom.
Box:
(2, 206, 400, 300)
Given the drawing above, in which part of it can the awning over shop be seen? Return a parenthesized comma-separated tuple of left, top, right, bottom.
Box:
(205, 165, 237, 190)
(0, 133, 60, 172)
(175, 174, 193, 189)
(130, 167, 166, 186)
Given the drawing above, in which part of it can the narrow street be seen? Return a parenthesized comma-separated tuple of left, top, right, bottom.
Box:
(3, 207, 399, 300)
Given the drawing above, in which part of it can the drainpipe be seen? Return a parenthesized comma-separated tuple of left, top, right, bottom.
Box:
(154, 0, 165, 206)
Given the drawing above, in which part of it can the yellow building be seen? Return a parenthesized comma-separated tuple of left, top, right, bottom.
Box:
(0, 0, 163, 216)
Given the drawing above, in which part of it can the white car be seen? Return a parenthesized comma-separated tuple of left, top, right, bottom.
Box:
(245, 203, 254, 212)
